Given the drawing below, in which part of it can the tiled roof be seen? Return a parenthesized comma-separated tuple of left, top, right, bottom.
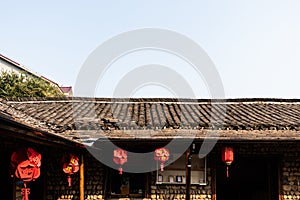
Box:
(1, 97, 300, 143)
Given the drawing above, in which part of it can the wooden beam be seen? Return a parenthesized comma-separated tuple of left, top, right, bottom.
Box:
(80, 154, 84, 200)
(0, 121, 79, 149)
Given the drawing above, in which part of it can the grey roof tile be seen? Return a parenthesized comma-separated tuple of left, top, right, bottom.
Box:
(1, 97, 300, 142)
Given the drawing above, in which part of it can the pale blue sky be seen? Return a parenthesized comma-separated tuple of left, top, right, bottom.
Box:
(1, 1, 300, 98)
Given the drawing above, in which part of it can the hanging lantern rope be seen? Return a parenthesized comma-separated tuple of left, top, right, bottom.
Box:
(62, 154, 79, 187)
(222, 147, 234, 178)
(154, 148, 170, 171)
(113, 148, 128, 174)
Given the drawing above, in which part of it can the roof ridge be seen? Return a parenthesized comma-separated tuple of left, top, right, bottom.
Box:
(3, 97, 300, 104)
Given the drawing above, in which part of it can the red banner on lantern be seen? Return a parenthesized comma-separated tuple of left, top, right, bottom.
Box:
(11, 147, 41, 182)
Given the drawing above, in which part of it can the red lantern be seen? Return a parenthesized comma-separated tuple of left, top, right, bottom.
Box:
(62, 154, 79, 187)
(222, 147, 234, 178)
(154, 148, 170, 171)
(10, 147, 41, 200)
(113, 148, 128, 174)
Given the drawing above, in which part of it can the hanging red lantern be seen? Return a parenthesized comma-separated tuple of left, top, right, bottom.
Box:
(10, 147, 42, 200)
(113, 148, 128, 174)
(154, 148, 170, 171)
(222, 147, 234, 178)
(62, 154, 79, 187)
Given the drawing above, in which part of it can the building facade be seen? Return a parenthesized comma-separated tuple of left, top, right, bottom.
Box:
(1, 97, 300, 200)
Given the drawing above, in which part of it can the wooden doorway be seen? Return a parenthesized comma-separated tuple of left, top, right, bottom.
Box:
(216, 157, 279, 200)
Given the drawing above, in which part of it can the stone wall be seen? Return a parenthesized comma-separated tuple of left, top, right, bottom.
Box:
(281, 149, 300, 199)
(84, 153, 105, 200)
(150, 176, 212, 200)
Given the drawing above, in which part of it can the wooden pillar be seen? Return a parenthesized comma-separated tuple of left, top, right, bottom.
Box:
(103, 167, 109, 199)
(80, 154, 84, 200)
(211, 167, 217, 200)
(145, 172, 151, 198)
(185, 148, 191, 200)
(278, 159, 283, 200)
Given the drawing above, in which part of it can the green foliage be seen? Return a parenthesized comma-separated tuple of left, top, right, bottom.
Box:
(0, 71, 63, 97)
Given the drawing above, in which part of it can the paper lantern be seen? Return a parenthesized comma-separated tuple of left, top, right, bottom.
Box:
(62, 154, 79, 187)
(11, 147, 42, 200)
(154, 148, 170, 171)
(113, 148, 127, 174)
(222, 147, 234, 177)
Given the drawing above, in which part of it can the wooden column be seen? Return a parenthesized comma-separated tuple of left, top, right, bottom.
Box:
(278, 159, 283, 200)
(185, 148, 191, 200)
(211, 167, 217, 200)
(80, 154, 84, 200)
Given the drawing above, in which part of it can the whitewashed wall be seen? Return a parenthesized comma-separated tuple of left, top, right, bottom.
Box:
(0, 58, 24, 74)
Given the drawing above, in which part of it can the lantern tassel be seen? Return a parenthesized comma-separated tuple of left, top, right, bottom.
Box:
(119, 167, 123, 175)
(21, 184, 30, 200)
(226, 166, 229, 178)
(160, 163, 164, 171)
(68, 175, 72, 187)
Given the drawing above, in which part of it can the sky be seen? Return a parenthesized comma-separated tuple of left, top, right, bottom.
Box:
(1, 1, 300, 98)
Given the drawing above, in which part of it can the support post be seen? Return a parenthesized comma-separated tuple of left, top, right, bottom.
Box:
(186, 148, 191, 200)
(80, 154, 84, 200)
(211, 167, 217, 200)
